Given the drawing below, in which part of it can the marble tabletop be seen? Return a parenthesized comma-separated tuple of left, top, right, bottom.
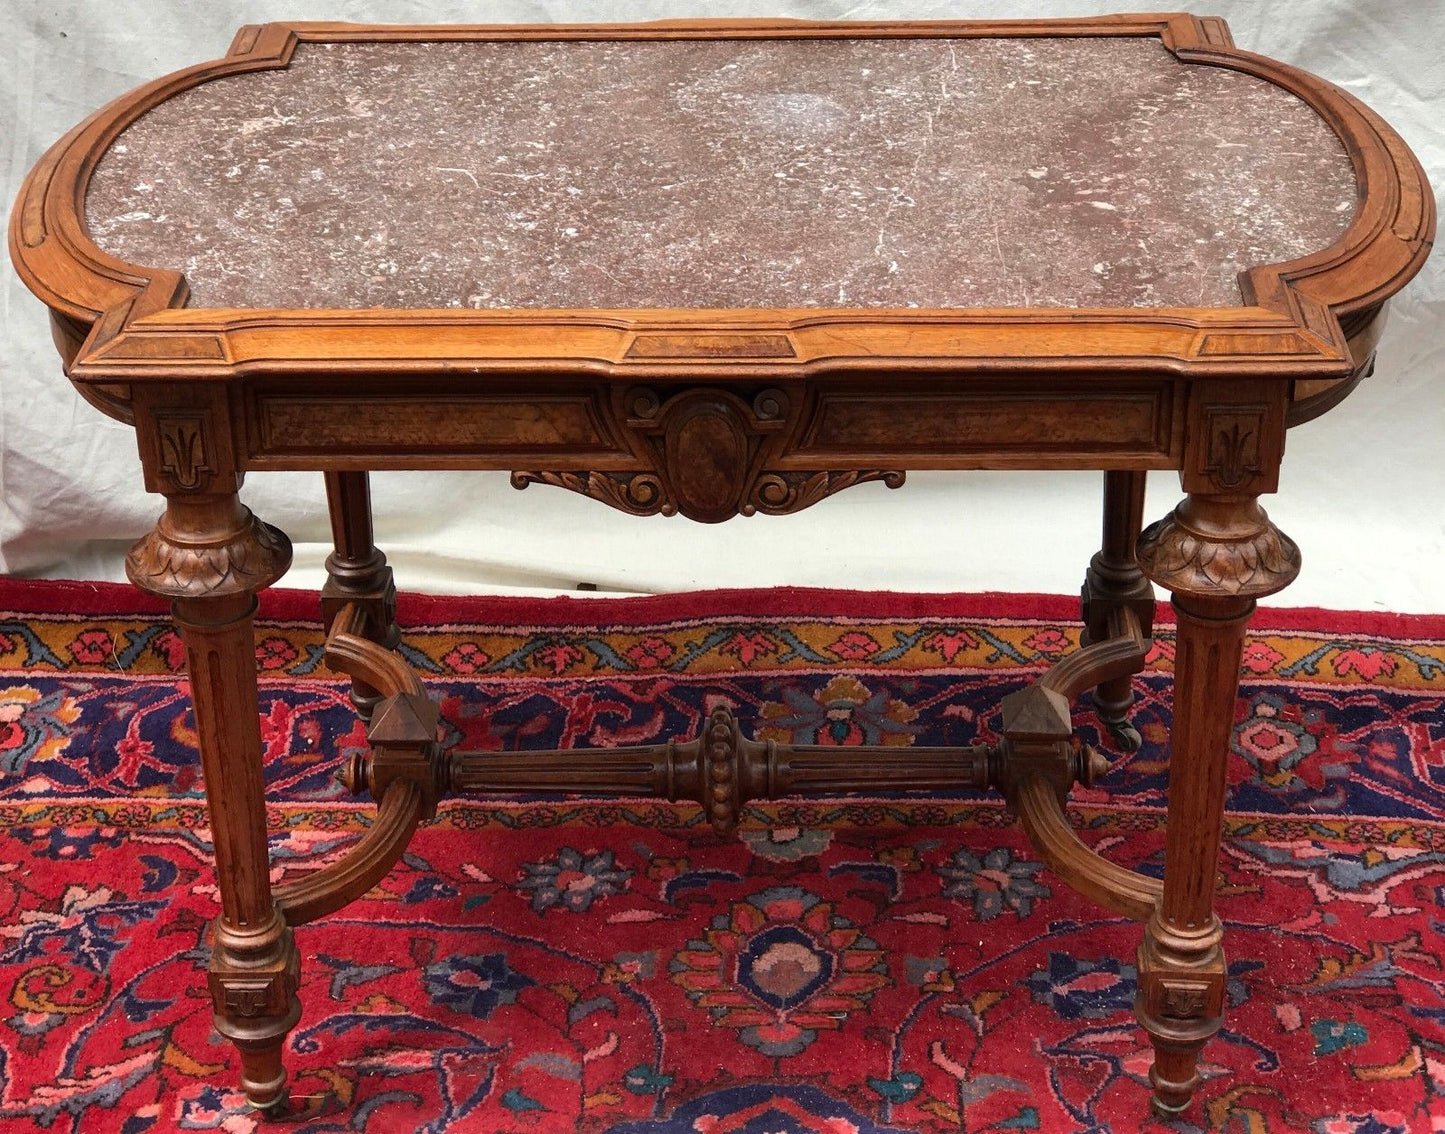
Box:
(85, 35, 1357, 311)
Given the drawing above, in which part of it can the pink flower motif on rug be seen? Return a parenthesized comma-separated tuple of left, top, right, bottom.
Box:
(719, 631, 779, 665)
(669, 886, 890, 1056)
(1332, 647, 1398, 680)
(1241, 640, 1286, 673)
(441, 642, 489, 673)
(67, 629, 114, 666)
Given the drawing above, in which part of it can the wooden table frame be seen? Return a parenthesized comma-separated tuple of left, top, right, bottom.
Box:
(9, 15, 1433, 1119)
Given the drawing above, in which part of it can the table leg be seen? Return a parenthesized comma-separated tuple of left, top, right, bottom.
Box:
(322, 471, 399, 721)
(126, 495, 297, 1113)
(1134, 492, 1299, 1114)
(1082, 470, 1154, 751)
(176, 591, 301, 1112)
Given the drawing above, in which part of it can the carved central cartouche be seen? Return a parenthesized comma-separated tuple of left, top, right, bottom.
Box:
(513, 386, 903, 522)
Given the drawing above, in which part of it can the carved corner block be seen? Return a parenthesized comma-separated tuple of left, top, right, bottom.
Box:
(1000, 684, 1072, 742)
(1135, 930, 1226, 1040)
(1180, 383, 1287, 497)
(366, 692, 445, 817)
(321, 563, 398, 644)
(132, 387, 242, 497)
(207, 918, 301, 1023)
(996, 685, 1083, 805)
(1080, 570, 1157, 646)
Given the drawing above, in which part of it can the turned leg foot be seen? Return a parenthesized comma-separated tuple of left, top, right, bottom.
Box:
(210, 911, 303, 1113)
(1136, 913, 1226, 1115)
(1082, 471, 1154, 753)
(178, 584, 303, 1110)
(215, 1003, 303, 1114)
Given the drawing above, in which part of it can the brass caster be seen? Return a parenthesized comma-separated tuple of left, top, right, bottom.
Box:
(255, 1095, 291, 1121)
(1150, 1093, 1190, 1120)
(1103, 719, 1142, 754)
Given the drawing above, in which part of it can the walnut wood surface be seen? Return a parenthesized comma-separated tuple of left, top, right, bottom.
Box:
(6, 12, 1435, 1122)
(171, 589, 299, 1113)
(1015, 776, 1163, 921)
(1082, 471, 1154, 750)
(1132, 589, 1254, 1116)
(321, 471, 399, 719)
(273, 780, 423, 927)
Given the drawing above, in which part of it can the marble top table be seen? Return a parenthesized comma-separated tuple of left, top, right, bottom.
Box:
(8, 14, 1433, 1123)
(86, 35, 1355, 311)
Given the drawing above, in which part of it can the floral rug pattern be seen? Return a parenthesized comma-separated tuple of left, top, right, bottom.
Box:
(0, 581, 1442, 1132)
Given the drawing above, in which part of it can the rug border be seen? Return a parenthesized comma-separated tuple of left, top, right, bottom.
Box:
(2, 576, 1442, 639)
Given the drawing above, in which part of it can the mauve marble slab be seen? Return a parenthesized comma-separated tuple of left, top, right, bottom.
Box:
(85, 36, 1357, 311)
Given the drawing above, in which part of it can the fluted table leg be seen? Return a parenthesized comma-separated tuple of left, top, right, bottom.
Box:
(127, 494, 297, 1113)
(1135, 492, 1299, 1115)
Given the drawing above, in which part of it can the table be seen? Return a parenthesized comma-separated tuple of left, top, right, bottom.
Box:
(8, 14, 1432, 1119)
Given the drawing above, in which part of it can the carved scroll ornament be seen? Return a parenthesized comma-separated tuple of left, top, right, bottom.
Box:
(748, 470, 907, 515)
(509, 470, 671, 516)
(512, 385, 904, 522)
(511, 468, 906, 520)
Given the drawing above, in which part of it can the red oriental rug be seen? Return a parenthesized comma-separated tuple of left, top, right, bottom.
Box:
(0, 578, 1442, 1133)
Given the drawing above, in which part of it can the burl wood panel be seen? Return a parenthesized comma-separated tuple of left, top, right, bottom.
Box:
(796, 384, 1176, 463)
(85, 36, 1355, 312)
(257, 393, 613, 456)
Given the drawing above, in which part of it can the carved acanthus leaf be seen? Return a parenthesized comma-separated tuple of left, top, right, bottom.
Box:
(510, 471, 672, 517)
(746, 470, 905, 516)
(126, 510, 292, 599)
(1137, 500, 1300, 598)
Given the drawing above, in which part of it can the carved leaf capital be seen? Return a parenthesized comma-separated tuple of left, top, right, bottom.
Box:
(126, 508, 292, 599)
(1137, 496, 1299, 599)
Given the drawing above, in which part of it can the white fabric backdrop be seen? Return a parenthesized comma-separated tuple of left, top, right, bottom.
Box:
(3, 1, 1441, 610)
